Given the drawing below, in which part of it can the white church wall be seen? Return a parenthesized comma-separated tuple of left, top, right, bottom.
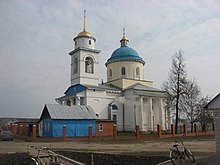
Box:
(86, 89, 122, 119)
(123, 101, 136, 131)
(107, 61, 144, 81)
(123, 90, 141, 131)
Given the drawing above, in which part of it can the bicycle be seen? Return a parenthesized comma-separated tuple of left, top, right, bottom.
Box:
(169, 138, 195, 165)
(29, 146, 64, 165)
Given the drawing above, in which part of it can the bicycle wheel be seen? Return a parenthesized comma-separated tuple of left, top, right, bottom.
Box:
(170, 150, 179, 165)
(185, 149, 195, 163)
(31, 158, 40, 165)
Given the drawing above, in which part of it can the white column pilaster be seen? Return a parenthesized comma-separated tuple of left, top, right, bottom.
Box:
(159, 98, 165, 130)
(139, 97, 144, 131)
(148, 97, 153, 131)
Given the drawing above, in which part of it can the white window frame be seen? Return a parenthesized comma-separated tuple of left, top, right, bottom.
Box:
(99, 124, 104, 131)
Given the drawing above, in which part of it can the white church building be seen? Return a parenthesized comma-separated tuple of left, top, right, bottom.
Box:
(56, 12, 170, 132)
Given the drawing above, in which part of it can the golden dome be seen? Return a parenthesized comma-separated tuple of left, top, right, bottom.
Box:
(78, 30, 92, 37)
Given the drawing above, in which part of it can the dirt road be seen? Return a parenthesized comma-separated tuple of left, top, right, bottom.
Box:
(0, 137, 215, 156)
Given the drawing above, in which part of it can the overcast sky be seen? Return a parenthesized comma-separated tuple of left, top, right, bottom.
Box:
(0, 0, 220, 118)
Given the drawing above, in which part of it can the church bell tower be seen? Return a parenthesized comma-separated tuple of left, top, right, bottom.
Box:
(69, 10, 101, 86)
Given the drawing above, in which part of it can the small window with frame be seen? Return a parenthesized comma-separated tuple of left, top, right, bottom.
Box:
(121, 67, 126, 76)
(99, 124, 103, 131)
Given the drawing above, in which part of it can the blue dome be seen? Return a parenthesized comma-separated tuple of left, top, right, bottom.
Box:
(107, 46, 144, 62)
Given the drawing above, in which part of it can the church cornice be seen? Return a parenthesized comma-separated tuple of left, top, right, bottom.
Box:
(105, 58, 145, 66)
(69, 47, 101, 55)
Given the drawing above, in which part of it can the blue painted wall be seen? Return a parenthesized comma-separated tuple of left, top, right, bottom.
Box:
(41, 119, 96, 137)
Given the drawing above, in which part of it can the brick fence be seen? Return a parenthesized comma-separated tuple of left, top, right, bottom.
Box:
(1, 123, 215, 142)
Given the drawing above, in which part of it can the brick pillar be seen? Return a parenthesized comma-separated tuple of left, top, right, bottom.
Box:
(113, 125, 117, 140)
(179, 125, 182, 133)
(194, 124, 198, 136)
(157, 125, 161, 138)
(19, 124, 23, 135)
(171, 124, 175, 137)
(8, 125, 12, 132)
(26, 125, 29, 136)
(11, 124, 16, 135)
(62, 125, 67, 141)
(204, 124, 207, 135)
(32, 125, 37, 140)
(183, 124, 187, 136)
(136, 125, 140, 139)
(88, 125, 92, 140)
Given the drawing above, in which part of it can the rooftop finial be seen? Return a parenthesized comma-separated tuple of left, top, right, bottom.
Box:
(123, 27, 126, 38)
(120, 27, 129, 47)
(83, 10, 86, 31)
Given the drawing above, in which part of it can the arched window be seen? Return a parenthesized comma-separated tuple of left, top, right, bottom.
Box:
(136, 67, 140, 76)
(73, 58, 78, 74)
(112, 104, 118, 110)
(109, 69, 112, 77)
(89, 40, 91, 45)
(121, 67, 126, 76)
(85, 57, 94, 73)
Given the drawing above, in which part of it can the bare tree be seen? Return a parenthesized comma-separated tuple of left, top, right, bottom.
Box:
(197, 96, 213, 131)
(180, 79, 200, 132)
(163, 50, 187, 133)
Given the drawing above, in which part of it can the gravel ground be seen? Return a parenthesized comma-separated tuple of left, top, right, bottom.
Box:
(0, 153, 35, 165)
(0, 136, 216, 165)
(0, 151, 169, 165)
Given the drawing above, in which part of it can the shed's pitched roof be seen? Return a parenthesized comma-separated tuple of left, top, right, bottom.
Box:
(39, 104, 98, 121)
(205, 93, 220, 109)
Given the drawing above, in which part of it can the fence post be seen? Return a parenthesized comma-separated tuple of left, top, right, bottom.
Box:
(194, 124, 198, 136)
(113, 125, 117, 140)
(157, 125, 161, 138)
(171, 124, 175, 137)
(19, 124, 23, 135)
(62, 125, 67, 141)
(183, 124, 187, 136)
(32, 125, 37, 140)
(11, 124, 16, 135)
(136, 125, 140, 139)
(88, 125, 92, 140)
(204, 124, 207, 135)
(26, 125, 29, 136)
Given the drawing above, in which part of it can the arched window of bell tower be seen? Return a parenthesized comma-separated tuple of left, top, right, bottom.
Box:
(73, 58, 78, 74)
(85, 57, 94, 73)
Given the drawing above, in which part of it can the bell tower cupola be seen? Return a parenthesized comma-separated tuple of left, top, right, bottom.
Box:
(69, 10, 101, 86)
(73, 10, 96, 49)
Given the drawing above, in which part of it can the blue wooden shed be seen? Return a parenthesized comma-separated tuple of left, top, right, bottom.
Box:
(38, 104, 97, 137)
